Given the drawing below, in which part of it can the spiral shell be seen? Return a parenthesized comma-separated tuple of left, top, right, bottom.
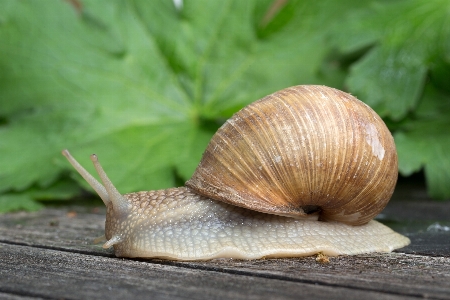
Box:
(186, 85, 398, 226)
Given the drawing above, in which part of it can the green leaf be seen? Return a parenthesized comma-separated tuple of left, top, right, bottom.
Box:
(394, 85, 450, 199)
(0, 194, 43, 213)
(331, 0, 450, 120)
(0, 0, 347, 211)
(27, 179, 83, 201)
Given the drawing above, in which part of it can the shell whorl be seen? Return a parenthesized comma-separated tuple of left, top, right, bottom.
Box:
(186, 85, 398, 226)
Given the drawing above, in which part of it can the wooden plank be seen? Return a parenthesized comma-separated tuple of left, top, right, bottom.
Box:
(1, 206, 450, 299)
(400, 232, 450, 256)
(184, 254, 450, 299)
(0, 206, 109, 256)
(0, 243, 408, 300)
(0, 292, 44, 300)
(380, 187, 450, 257)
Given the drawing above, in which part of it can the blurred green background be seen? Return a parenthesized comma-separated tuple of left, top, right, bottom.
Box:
(0, 0, 449, 212)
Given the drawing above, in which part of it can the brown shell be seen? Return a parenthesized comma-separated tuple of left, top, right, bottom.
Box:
(185, 85, 398, 225)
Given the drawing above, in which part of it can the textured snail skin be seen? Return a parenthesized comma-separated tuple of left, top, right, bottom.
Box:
(62, 85, 410, 260)
(105, 187, 409, 260)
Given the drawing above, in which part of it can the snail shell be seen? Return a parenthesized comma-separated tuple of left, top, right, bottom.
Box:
(62, 85, 409, 260)
(187, 85, 398, 225)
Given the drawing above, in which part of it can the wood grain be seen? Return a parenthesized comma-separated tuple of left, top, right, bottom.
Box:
(1, 243, 415, 300)
(0, 192, 449, 299)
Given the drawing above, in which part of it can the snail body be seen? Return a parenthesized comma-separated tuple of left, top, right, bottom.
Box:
(63, 85, 410, 260)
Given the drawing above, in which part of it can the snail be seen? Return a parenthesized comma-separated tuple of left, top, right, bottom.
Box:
(62, 85, 410, 261)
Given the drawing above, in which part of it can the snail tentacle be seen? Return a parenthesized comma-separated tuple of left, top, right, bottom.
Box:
(89, 154, 131, 217)
(103, 235, 123, 249)
(62, 149, 109, 205)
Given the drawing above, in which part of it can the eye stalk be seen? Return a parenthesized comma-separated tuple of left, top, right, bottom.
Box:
(62, 150, 131, 217)
(89, 153, 131, 217)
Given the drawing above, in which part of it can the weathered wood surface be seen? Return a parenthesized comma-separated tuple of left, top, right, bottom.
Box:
(0, 183, 449, 300)
(2, 243, 424, 300)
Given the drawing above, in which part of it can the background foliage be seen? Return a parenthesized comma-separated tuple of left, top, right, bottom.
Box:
(0, 0, 449, 212)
